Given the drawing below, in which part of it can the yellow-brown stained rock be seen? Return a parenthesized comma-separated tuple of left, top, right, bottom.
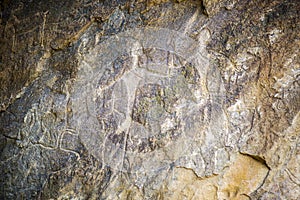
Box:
(162, 153, 269, 200)
(218, 154, 269, 200)
(163, 167, 218, 200)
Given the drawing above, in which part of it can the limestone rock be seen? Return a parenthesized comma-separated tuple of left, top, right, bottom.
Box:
(0, 0, 299, 199)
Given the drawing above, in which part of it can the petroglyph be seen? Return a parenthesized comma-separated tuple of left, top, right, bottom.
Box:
(71, 27, 228, 178)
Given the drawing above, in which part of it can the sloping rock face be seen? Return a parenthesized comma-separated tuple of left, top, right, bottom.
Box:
(0, 0, 299, 199)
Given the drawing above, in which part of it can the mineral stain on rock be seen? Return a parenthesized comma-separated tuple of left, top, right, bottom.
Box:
(218, 154, 269, 200)
(159, 153, 269, 200)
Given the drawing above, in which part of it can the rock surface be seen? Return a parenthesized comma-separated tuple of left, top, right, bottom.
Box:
(0, 0, 299, 199)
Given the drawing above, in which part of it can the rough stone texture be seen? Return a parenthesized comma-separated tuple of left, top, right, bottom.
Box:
(0, 0, 299, 199)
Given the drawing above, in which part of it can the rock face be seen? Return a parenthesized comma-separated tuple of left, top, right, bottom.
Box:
(0, 0, 299, 199)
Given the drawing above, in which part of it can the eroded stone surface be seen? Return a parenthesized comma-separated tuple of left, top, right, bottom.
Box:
(0, 0, 299, 199)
